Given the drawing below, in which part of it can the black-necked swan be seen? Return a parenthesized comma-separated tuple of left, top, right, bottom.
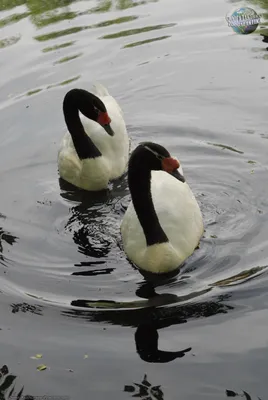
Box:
(58, 83, 129, 191)
(120, 142, 204, 274)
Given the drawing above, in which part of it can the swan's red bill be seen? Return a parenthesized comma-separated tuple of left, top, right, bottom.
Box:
(162, 157, 185, 183)
(162, 157, 180, 173)
(97, 111, 111, 125)
(97, 111, 114, 136)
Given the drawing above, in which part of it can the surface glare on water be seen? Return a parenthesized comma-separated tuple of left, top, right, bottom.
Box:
(0, 0, 268, 398)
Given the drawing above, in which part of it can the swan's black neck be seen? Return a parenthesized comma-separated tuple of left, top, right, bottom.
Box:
(128, 158, 168, 247)
(63, 89, 102, 159)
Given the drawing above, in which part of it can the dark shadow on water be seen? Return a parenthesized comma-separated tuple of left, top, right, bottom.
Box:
(62, 284, 233, 364)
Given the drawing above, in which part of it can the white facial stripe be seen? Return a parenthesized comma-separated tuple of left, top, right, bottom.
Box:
(143, 145, 164, 160)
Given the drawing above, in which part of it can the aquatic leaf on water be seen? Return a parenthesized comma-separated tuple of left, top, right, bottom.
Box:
(30, 354, 42, 359)
(212, 266, 267, 287)
(207, 142, 244, 154)
(36, 364, 47, 371)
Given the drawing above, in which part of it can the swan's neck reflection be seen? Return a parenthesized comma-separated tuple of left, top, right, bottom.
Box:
(135, 323, 191, 363)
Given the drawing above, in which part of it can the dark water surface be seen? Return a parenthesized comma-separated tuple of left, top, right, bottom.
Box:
(0, 0, 268, 398)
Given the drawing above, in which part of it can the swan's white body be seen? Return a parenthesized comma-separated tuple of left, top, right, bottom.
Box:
(58, 83, 129, 191)
(121, 165, 204, 273)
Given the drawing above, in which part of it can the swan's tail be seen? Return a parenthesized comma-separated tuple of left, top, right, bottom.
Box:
(91, 82, 110, 97)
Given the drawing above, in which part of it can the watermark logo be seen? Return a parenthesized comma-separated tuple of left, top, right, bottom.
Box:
(226, 7, 261, 34)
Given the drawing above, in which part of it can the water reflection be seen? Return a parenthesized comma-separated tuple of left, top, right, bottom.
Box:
(0, 0, 159, 27)
(65, 200, 114, 260)
(135, 323, 191, 363)
(34, 15, 139, 42)
(81, 0, 159, 14)
(100, 23, 176, 39)
(0, 0, 25, 12)
(124, 374, 164, 399)
(11, 302, 43, 315)
(226, 389, 262, 399)
(54, 52, 83, 65)
(59, 175, 128, 275)
(123, 35, 170, 48)
(0, 35, 20, 49)
(15, 75, 81, 99)
(0, 11, 30, 28)
(34, 26, 89, 42)
(42, 40, 75, 53)
(63, 284, 233, 363)
(0, 0, 160, 42)
(0, 364, 29, 399)
(0, 215, 17, 266)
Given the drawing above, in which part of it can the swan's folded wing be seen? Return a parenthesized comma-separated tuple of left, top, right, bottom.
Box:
(91, 82, 110, 97)
(58, 146, 82, 184)
(92, 82, 124, 117)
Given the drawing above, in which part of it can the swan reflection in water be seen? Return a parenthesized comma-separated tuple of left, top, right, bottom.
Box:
(58, 176, 230, 364)
(0, 213, 17, 266)
(124, 373, 165, 400)
(63, 281, 233, 364)
(59, 174, 128, 276)
(123, 375, 262, 400)
(226, 389, 262, 399)
(0, 364, 30, 399)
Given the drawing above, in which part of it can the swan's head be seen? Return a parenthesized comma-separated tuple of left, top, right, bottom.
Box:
(63, 88, 114, 136)
(136, 142, 185, 183)
(93, 98, 114, 136)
